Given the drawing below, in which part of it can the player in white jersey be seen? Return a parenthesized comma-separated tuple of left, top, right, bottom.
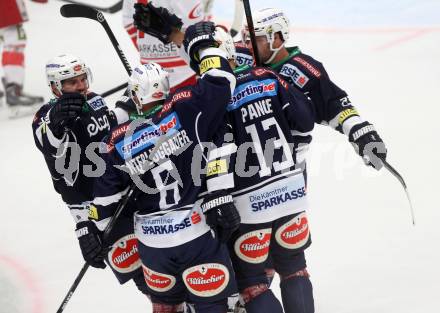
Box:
(0, 0, 45, 116)
(123, 0, 206, 92)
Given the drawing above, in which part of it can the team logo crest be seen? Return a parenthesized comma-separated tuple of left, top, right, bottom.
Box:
(108, 234, 141, 273)
(143, 265, 176, 292)
(183, 263, 229, 297)
(275, 212, 310, 249)
(234, 229, 271, 264)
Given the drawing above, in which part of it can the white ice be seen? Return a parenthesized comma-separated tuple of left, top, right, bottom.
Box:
(0, 1, 439, 312)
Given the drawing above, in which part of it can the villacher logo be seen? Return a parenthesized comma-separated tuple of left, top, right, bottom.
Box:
(109, 234, 141, 274)
(142, 265, 176, 292)
(275, 212, 310, 250)
(234, 229, 272, 264)
(183, 263, 229, 297)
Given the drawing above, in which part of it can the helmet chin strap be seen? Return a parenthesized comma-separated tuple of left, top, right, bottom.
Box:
(265, 37, 285, 64)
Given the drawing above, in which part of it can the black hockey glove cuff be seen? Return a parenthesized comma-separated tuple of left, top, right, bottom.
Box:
(115, 93, 136, 113)
(76, 221, 106, 269)
(133, 2, 183, 45)
(201, 191, 241, 243)
(183, 21, 219, 65)
(349, 121, 387, 170)
(48, 92, 85, 138)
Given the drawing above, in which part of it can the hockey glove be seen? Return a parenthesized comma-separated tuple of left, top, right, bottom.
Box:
(115, 93, 136, 113)
(48, 92, 84, 138)
(183, 21, 218, 65)
(75, 221, 106, 269)
(349, 121, 387, 170)
(133, 2, 183, 45)
(201, 191, 241, 243)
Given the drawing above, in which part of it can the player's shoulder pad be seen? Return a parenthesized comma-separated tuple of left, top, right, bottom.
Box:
(234, 42, 252, 55)
(251, 67, 278, 77)
(105, 120, 132, 153)
(158, 87, 193, 118)
(251, 67, 290, 90)
(290, 52, 324, 78)
(86, 92, 108, 111)
(32, 102, 52, 126)
(234, 41, 249, 49)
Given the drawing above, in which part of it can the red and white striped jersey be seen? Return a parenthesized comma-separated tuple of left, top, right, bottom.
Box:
(0, 0, 28, 29)
(123, 0, 206, 87)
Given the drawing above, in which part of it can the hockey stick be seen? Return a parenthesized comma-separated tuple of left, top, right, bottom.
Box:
(230, 0, 244, 37)
(381, 159, 416, 226)
(101, 82, 128, 98)
(60, 4, 132, 75)
(60, 4, 130, 98)
(56, 5, 135, 312)
(56, 186, 136, 313)
(58, 0, 123, 14)
(242, 0, 261, 66)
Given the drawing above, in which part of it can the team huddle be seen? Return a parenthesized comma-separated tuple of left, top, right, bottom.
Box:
(32, 1, 387, 313)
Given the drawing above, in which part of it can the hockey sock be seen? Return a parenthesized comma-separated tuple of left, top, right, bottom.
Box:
(280, 270, 314, 313)
(194, 298, 228, 313)
(243, 288, 283, 313)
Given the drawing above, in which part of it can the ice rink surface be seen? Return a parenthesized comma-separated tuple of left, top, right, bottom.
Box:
(0, 1, 439, 312)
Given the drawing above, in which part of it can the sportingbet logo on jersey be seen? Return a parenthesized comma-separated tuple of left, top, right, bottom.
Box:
(142, 265, 176, 292)
(228, 79, 278, 111)
(108, 234, 141, 274)
(115, 112, 181, 159)
(279, 64, 309, 88)
(275, 212, 310, 250)
(183, 263, 230, 297)
(234, 229, 271, 264)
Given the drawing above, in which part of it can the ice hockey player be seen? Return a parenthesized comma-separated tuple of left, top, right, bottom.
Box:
(213, 28, 316, 313)
(0, 0, 45, 116)
(230, 7, 388, 312)
(242, 8, 387, 171)
(88, 22, 240, 313)
(130, 5, 319, 312)
(31, 54, 151, 300)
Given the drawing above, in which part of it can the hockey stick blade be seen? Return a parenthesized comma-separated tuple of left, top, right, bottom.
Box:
(60, 4, 101, 21)
(60, 4, 132, 75)
(59, 0, 122, 14)
(382, 159, 416, 226)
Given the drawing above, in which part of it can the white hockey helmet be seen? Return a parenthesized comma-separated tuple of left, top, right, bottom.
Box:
(128, 62, 170, 114)
(242, 8, 290, 63)
(46, 54, 93, 96)
(214, 25, 236, 61)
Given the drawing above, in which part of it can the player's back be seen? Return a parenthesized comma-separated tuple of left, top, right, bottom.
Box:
(274, 47, 351, 125)
(94, 59, 236, 246)
(226, 66, 315, 224)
